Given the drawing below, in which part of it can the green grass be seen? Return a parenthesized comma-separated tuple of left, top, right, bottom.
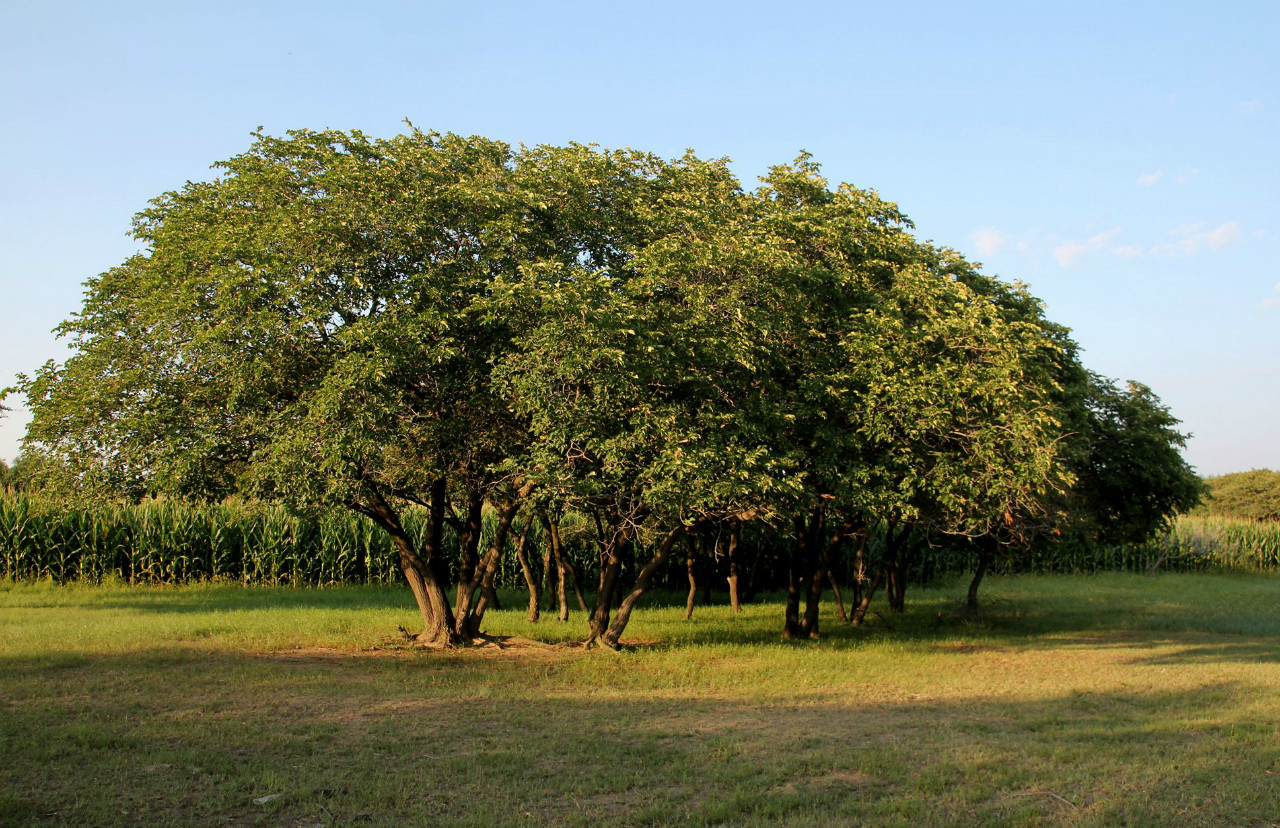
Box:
(2, 574, 1279, 825)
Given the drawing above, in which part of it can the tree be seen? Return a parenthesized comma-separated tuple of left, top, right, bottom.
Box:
(1061, 373, 1203, 546)
(1198, 469, 1280, 522)
(20, 128, 561, 644)
(20, 127, 1182, 648)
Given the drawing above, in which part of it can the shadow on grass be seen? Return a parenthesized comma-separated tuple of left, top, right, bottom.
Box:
(0, 647, 1277, 825)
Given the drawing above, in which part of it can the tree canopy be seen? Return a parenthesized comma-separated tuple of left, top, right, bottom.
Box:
(1197, 469, 1280, 522)
(16, 128, 1202, 646)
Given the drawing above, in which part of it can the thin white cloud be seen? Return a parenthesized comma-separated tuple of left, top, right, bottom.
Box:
(1114, 244, 1144, 259)
(1262, 282, 1280, 309)
(1176, 169, 1200, 186)
(971, 227, 1007, 257)
(1053, 229, 1119, 268)
(1239, 100, 1263, 115)
(1207, 223, 1242, 249)
(1087, 229, 1119, 248)
(1053, 241, 1086, 268)
(1151, 222, 1243, 257)
(1138, 170, 1163, 186)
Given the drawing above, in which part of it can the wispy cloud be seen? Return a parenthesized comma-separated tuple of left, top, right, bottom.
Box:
(1239, 99, 1263, 115)
(1151, 222, 1242, 257)
(1114, 244, 1144, 259)
(1052, 229, 1119, 268)
(1262, 282, 1280, 309)
(971, 227, 1007, 257)
(1138, 170, 1163, 186)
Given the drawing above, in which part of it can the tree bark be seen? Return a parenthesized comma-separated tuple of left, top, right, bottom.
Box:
(782, 513, 811, 639)
(968, 542, 994, 609)
(584, 521, 634, 648)
(828, 571, 847, 623)
(539, 520, 557, 614)
(684, 537, 698, 621)
(851, 564, 885, 627)
(726, 522, 742, 614)
(451, 490, 485, 636)
(541, 515, 572, 621)
(358, 481, 457, 646)
(601, 526, 687, 649)
(800, 518, 852, 639)
(513, 518, 540, 622)
(883, 521, 912, 613)
(464, 498, 523, 637)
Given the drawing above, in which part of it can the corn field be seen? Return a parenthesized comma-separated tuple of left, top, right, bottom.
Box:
(0, 491, 598, 587)
(2, 490, 1277, 587)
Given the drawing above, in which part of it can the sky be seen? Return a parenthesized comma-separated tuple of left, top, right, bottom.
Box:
(1, 1, 1276, 475)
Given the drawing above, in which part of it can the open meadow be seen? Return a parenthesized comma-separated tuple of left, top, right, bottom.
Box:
(2, 573, 1278, 826)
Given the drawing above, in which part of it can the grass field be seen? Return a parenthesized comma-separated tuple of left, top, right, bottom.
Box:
(2, 574, 1278, 825)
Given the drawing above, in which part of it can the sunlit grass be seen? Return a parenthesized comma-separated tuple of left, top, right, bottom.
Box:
(2, 573, 1278, 825)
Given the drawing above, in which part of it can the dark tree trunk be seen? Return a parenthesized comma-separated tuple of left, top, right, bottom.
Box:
(700, 534, 713, 606)
(883, 521, 912, 613)
(466, 498, 523, 637)
(800, 518, 853, 639)
(539, 521, 557, 614)
(852, 563, 885, 627)
(541, 515, 573, 621)
(968, 540, 994, 609)
(828, 570, 847, 623)
(726, 522, 742, 614)
(849, 534, 868, 614)
(782, 513, 811, 639)
(744, 527, 772, 603)
(601, 526, 687, 649)
(684, 537, 698, 621)
(585, 522, 634, 648)
(451, 491, 486, 636)
(358, 481, 457, 646)
(513, 518, 540, 622)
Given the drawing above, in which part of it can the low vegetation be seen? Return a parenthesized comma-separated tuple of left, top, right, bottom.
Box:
(1197, 469, 1280, 523)
(2, 574, 1277, 825)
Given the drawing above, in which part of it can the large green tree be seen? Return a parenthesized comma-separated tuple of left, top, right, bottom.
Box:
(21, 128, 556, 644)
(19, 127, 1198, 647)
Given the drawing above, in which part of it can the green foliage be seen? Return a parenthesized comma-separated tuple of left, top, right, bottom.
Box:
(1058, 373, 1203, 546)
(1197, 469, 1280, 522)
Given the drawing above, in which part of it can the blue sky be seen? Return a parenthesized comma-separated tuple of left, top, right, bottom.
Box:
(1, 1, 1276, 475)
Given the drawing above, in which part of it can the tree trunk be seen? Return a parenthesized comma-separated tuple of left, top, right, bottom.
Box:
(883, 521, 911, 613)
(566, 557, 588, 613)
(851, 564, 885, 627)
(849, 534, 867, 615)
(800, 518, 851, 639)
(684, 537, 698, 621)
(539, 521, 557, 614)
(968, 543, 993, 609)
(513, 518, 540, 622)
(828, 571, 847, 623)
(726, 522, 742, 614)
(451, 491, 485, 636)
(464, 499, 522, 637)
(359, 481, 457, 646)
(782, 513, 810, 639)
(584, 522, 633, 648)
(541, 515, 572, 621)
(601, 526, 687, 649)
